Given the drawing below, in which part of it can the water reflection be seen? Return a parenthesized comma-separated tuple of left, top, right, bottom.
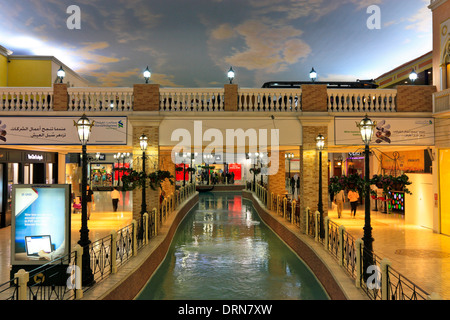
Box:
(137, 192, 329, 300)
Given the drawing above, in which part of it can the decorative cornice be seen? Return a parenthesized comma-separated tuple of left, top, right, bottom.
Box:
(428, 0, 447, 10)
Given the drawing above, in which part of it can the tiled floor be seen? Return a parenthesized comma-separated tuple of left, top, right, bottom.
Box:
(327, 203, 450, 300)
(1, 191, 450, 300)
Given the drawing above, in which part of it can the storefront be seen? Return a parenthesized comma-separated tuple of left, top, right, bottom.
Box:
(0, 148, 58, 228)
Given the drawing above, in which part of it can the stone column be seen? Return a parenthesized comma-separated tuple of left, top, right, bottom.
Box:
(299, 125, 328, 233)
(131, 124, 160, 221)
(396, 85, 436, 112)
(301, 84, 328, 112)
(159, 150, 176, 197)
(53, 83, 68, 111)
(133, 84, 160, 111)
(224, 84, 238, 111)
(267, 150, 287, 198)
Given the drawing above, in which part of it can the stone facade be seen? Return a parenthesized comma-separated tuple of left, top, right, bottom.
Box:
(301, 85, 328, 112)
(224, 84, 238, 111)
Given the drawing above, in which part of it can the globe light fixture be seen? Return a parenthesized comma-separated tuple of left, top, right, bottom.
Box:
(310, 67, 317, 82)
(409, 69, 418, 83)
(57, 66, 65, 83)
(143, 66, 151, 84)
(140, 134, 148, 151)
(356, 115, 376, 145)
(227, 67, 235, 84)
(74, 114, 94, 145)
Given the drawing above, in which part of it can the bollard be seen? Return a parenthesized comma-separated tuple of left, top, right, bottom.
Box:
(110, 230, 118, 274)
(14, 269, 29, 301)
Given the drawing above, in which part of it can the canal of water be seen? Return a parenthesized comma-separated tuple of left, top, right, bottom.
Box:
(136, 192, 329, 300)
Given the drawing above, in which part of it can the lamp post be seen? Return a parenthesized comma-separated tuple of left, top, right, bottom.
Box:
(74, 114, 95, 286)
(409, 69, 418, 84)
(316, 134, 325, 239)
(57, 66, 65, 84)
(227, 67, 235, 84)
(310, 68, 317, 83)
(144, 66, 151, 84)
(356, 115, 377, 279)
(139, 134, 148, 240)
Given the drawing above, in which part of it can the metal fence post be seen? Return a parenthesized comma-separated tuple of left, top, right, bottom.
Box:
(355, 238, 363, 288)
(110, 230, 117, 274)
(143, 213, 149, 245)
(14, 269, 29, 301)
(305, 207, 310, 235)
(324, 216, 330, 249)
(153, 208, 158, 235)
(338, 225, 346, 266)
(132, 219, 138, 256)
(381, 258, 392, 300)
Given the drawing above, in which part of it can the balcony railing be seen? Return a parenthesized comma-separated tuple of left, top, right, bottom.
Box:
(433, 88, 450, 114)
(0, 87, 53, 111)
(0, 86, 407, 113)
(327, 89, 397, 112)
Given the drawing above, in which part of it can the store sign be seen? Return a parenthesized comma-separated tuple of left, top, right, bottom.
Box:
(228, 163, 242, 180)
(0, 116, 127, 145)
(335, 117, 434, 146)
(26, 153, 44, 161)
(11, 184, 71, 266)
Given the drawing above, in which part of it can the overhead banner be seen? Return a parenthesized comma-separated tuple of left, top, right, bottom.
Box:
(0, 116, 127, 145)
(334, 117, 434, 146)
(11, 184, 71, 266)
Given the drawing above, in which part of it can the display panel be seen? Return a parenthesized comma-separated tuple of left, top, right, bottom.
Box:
(11, 184, 71, 265)
(388, 191, 405, 214)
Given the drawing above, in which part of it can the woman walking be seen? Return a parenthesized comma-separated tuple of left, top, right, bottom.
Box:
(348, 189, 359, 218)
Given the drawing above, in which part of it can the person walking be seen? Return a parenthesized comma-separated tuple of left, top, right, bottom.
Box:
(334, 189, 345, 218)
(111, 187, 120, 212)
(348, 189, 359, 218)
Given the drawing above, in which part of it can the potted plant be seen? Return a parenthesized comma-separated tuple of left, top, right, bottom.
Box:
(122, 169, 174, 191)
(391, 174, 412, 194)
(330, 175, 347, 194)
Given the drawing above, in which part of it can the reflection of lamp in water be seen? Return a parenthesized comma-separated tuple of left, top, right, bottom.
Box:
(74, 114, 94, 286)
(316, 134, 325, 239)
(139, 134, 148, 240)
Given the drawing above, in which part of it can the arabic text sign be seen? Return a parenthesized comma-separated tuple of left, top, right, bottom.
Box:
(0, 116, 127, 145)
(334, 117, 434, 146)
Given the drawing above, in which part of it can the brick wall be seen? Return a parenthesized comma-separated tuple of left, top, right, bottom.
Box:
(268, 150, 287, 197)
(53, 84, 68, 111)
(299, 126, 328, 232)
(301, 85, 328, 112)
(396, 85, 436, 112)
(224, 84, 238, 111)
(159, 150, 176, 196)
(133, 84, 160, 111)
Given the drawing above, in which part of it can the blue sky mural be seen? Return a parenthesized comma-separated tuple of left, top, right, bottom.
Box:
(0, 0, 432, 87)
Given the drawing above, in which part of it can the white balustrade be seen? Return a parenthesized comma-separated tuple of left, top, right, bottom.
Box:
(327, 89, 397, 113)
(67, 87, 133, 112)
(0, 87, 53, 111)
(433, 88, 450, 114)
(160, 88, 224, 112)
(238, 88, 301, 112)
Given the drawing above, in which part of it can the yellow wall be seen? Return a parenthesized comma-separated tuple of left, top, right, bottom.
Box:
(439, 149, 450, 235)
(0, 55, 7, 87)
(7, 59, 52, 87)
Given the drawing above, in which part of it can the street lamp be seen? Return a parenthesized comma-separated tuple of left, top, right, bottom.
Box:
(316, 134, 325, 239)
(227, 67, 235, 84)
(310, 67, 317, 83)
(74, 114, 95, 286)
(139, 134, 148, 240)
(143, 66, 151, 84)
(356, 115, 377, 279)
(409, 69, 418, 84)
(57, 66, 65, 83)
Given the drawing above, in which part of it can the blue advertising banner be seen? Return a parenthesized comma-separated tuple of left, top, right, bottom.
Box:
(11, 184, 71, 265)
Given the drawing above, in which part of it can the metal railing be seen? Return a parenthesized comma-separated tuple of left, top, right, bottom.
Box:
(3, 183, 197, 300)
(247, 187, 436, 300)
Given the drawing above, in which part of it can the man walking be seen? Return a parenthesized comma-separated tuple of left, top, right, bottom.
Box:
(111, 187, 120, 212)
(334, 189, 345, 218)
